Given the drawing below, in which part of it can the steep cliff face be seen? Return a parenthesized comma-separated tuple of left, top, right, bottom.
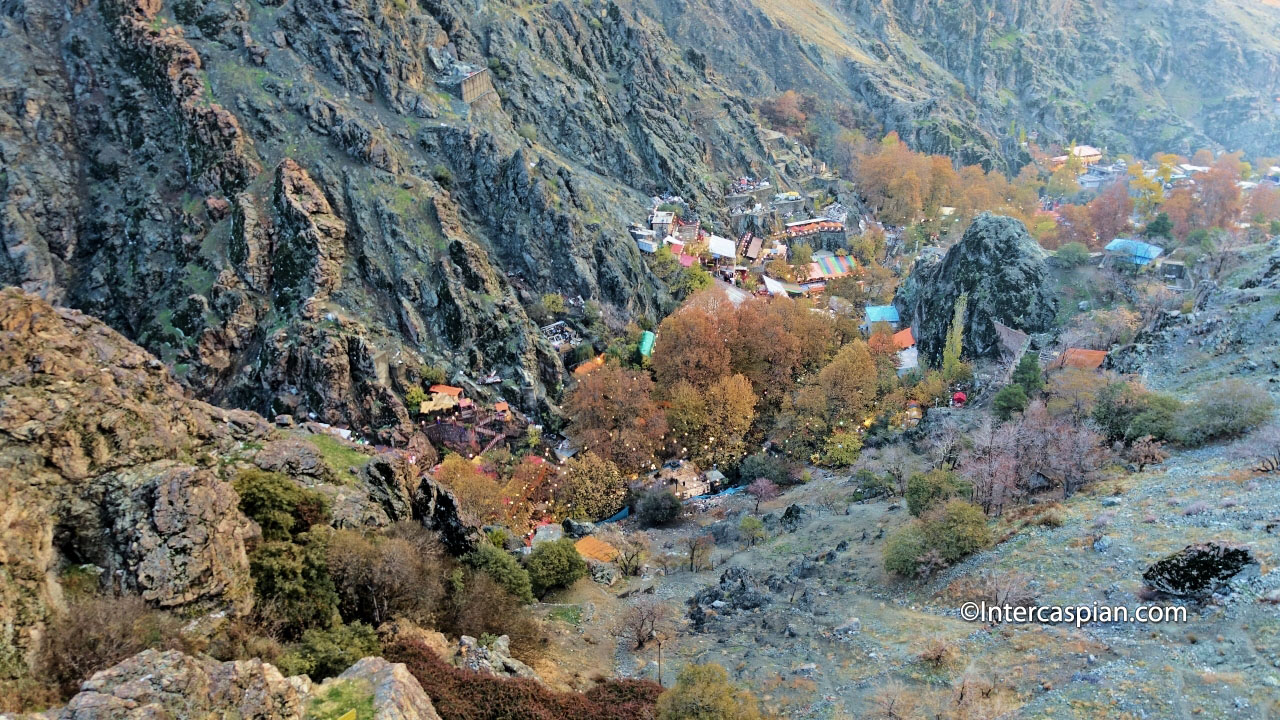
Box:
(641, 0, 1280, 168)
(0, 289, 473, 667)
(0, 0, 776, 437)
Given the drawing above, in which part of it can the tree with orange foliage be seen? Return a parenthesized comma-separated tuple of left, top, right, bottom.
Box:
(435, 455, 506, 524)
(730, 299, 801, 397)
(1161, 187, 1197, 242)
(564, 363, 667, 472)
(1198, 159, 1243, 230)
(652, 304, 732, 390)
(1087, 182, 1134, 245)
(759, 90, 809, 133)
(1055, 204, 1095, 248)
(817, 340, 877, 427)
(1247, 186, 1280, 223)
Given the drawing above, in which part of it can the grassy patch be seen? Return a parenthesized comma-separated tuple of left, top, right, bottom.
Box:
(547, 605, 583, 626)
(305, 678, 375, 720)
(306, 434, 372, 484)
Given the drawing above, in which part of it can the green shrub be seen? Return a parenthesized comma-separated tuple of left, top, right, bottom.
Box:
(249, 535, 340, 638)
(278, 622, 380, 681)
(431, 165, 454, 189)
(905, 469, 969, 517)
(819, 431, 862, 467)
(883, 523, 929, 577)
(636, 490, 682, 527)
(525, 538, 586, 598)
(921, 500, 992, 563)
(1174, 379, 1275, 446)
(1092, 381, 1183, 443)
(993, 384, 1029, 420)
(737, 452, 800, 486)
(655, 663, 763, 720)
(405, 385, 428, 408)
(885, 500, 991, 577)
(464, 544, 534, 604)
(1011, 352, 1044, 395)
(1055, 242, 1091, 266)
(234, 469, 331, 543)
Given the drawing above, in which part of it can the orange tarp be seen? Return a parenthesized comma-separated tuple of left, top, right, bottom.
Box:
(572, 354, 606, 377)
(1051, 348, 1108, 371)
(574, 536, 619, 563)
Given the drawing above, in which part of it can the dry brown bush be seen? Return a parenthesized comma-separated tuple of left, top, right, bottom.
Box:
(40, 594, 189, 698)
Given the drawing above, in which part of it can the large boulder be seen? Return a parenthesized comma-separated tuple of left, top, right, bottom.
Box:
(1142, 541, 1258, 596)
(895, 213, 1057, 366)
(330, 657, 443, 720)
(59, 650, 308, 720)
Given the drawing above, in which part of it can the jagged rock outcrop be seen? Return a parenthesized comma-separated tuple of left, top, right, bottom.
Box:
(0, 289, 474, 668)
(0, 289, 266, 664)
(43, 650, 442, 720)
(1143, 542, 1258, 597)
(330, 657, 443, 720)
(57, 650, 309, 720)
(895, 213, 1057, 366)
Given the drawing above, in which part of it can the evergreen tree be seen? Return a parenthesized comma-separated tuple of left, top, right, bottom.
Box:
(941, 293, 968, 383)
(1011, 352, 1044, 395)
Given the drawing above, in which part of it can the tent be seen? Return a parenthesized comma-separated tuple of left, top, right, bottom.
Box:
(638, 331, 656, 357)
(1105, 238, 1163, 266)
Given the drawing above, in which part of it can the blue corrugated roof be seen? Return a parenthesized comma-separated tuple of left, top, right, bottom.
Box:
(865, 305, 900, 323)
(1105, 238, 1163, 262)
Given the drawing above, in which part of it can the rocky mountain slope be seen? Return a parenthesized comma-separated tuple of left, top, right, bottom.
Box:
(1, 0, 782, 437)
(639, 0, 1280, 169)
(4, 0, 1277, 436)
(0, 288, 470, 670)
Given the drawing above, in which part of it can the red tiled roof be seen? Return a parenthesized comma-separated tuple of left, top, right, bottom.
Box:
(429, 384, 463, 397)
(892, 328, 915, 350)
(494, 401, 509, 412)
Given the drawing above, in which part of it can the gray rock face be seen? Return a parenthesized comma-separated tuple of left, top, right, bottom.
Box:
(59, 650, 308, 720)
(1143, 542, 1258, 596)
(896, 213, 1057, 367)
(333, 657, 443, 720)
(48, 651, 443, 720)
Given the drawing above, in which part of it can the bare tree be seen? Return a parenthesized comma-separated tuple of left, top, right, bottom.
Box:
(609, 531, 650, 577)
(612, 596, 677, 687)
(684, 534, 713, 572)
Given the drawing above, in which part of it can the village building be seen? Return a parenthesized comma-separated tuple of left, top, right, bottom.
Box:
(892, 328, 918, 375)
(630, 227, 659, 253)
(540, 320, 581, 350)
(863, 304, 900, 331)
(1048, 348, 1108, 371)
(638, 330, 656, 358)
(438, 64, 496, 104)
(651, 459, 713, 499)
(1104, 238, 1163, 268)
(649, 210, 676, 237)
